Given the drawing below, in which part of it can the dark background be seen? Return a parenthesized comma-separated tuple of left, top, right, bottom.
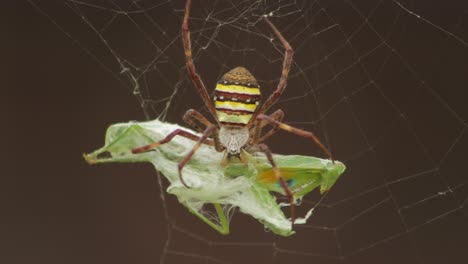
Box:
(3, 0, 468, 263)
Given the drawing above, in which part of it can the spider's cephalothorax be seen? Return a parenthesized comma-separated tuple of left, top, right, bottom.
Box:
(214, 67, 261, 127)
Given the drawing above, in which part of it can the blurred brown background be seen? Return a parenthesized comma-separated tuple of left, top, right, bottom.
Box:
(3, 0, 468, 263)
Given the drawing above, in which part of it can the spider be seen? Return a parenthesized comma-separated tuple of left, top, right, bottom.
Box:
(132, 0, 333, 224)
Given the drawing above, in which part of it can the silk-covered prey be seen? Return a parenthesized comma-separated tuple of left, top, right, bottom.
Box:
(84, 119, 345, 236)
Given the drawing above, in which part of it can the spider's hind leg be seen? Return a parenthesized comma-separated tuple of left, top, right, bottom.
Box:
(256, 114, 333, 161)
(250, 109, 284, 145)
(131, 128, 214, 154)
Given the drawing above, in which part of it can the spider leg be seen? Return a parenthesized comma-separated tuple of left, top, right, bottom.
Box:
(256, 114, 334, 160)
(257, 143, 296, 225)
(183, 109, 210, 133)
(182, 0, 218, 121)
(178, 124, 217, 188)
(183, 109, 224, 152)
(256, 17, 294, 116)
(254, 109, 284, 144)
(131, 128, 214, 154)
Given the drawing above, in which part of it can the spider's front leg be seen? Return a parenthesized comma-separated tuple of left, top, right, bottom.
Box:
(182, 0, 218, 120)
(256, 18, 293, 115)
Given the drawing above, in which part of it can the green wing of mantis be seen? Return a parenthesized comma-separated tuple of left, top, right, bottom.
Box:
(256, 155, 346, 199)
(223, 155, 345, 201)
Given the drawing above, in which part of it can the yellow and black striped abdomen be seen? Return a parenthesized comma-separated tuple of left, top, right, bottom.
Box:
(214, 67, 261, 126)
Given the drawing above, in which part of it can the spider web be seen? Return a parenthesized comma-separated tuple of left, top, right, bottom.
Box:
(30, 0, 468, 263)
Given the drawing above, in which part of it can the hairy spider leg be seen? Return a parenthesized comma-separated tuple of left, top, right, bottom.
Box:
(183, 109, 224, 151)
(251, 109, 285, 144)
(252, 17, 294, 121)
(131, 128, 214, 154)
(182, 0, 218, 121)
(257, 143, 296, 225)
(177, 124, 217, 187)
(257, 114, 334, 161)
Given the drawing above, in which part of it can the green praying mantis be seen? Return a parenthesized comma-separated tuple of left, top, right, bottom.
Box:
(84, 119, 345, 236)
